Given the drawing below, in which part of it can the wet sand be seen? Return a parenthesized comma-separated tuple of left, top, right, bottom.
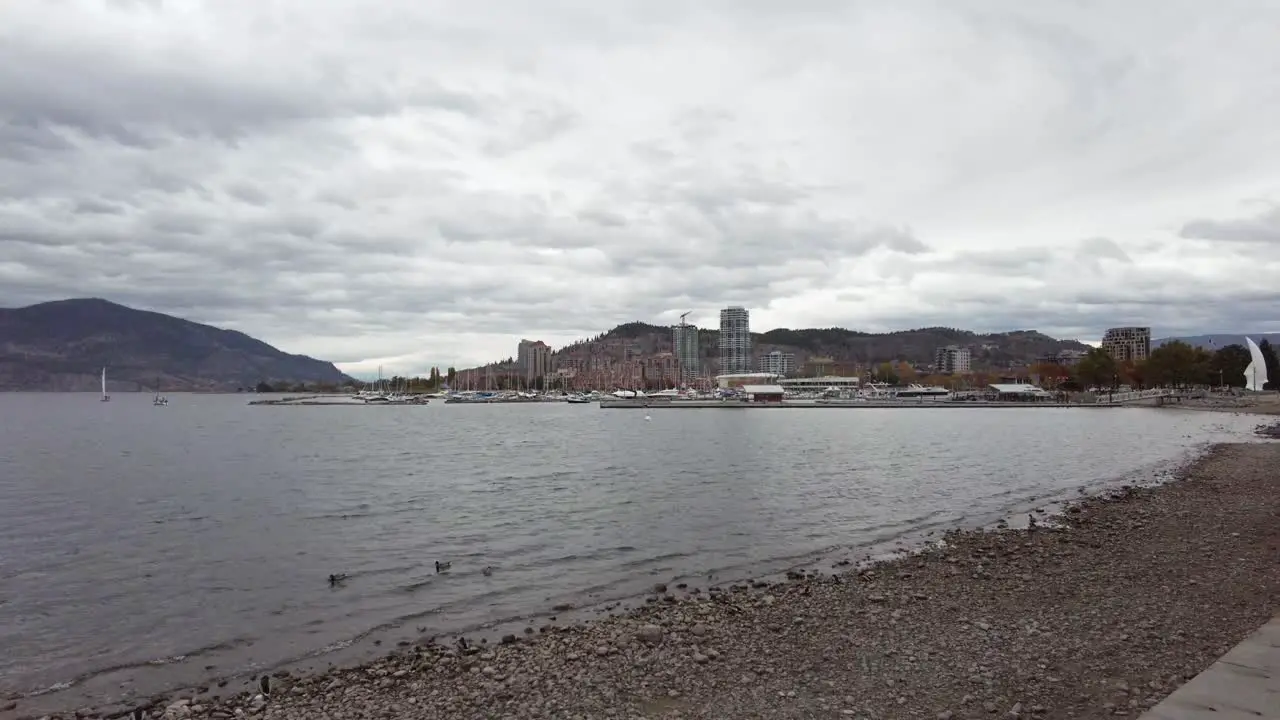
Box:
(7, 440, 1279, 720)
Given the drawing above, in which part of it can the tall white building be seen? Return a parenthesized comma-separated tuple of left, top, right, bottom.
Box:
(719, 306, 752, 374)
(934, 345, 971, 374)
(672, 322, 700, 383)
(759, 350, 795, 376)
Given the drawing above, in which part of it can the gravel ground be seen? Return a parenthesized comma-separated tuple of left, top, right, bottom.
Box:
(9, 442, 1279, 720)
(1174, 392, 1280, 414)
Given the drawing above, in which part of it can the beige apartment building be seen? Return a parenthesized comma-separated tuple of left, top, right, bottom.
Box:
(1100, 326, 1151, 362)
(934, 345, 971, 374)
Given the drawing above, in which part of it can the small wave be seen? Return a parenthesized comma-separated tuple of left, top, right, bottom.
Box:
(19, 637, 255, 697)
(615, 550, 693, 572)
(398, 577, 435, 593)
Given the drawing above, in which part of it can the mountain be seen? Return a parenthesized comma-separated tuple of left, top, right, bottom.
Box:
(0, 298, 356, 391)
(1154, 333, 1280, 350)
(586, 323, 1090, 370)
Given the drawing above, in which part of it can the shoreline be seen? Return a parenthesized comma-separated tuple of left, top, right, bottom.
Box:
(0, 436, 1213, 717)
(1163, 392, 1280, 415)
(6, 429, 1278, 720)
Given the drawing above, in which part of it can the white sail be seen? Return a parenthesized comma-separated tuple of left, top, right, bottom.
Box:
(100, 367, 110, 401)
(1244, 337, 1269, 391)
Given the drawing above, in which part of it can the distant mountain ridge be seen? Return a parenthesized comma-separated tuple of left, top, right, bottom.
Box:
(1154, 333, 1280, 350)
(0, 298, 355, 391)
(577, 322, 1091, 370)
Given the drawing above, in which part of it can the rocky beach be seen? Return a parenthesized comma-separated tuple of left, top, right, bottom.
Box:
(7, 438, 1279, 720)
(1173, 391, 1280, 415)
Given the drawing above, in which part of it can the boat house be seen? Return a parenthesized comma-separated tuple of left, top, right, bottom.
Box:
(988, 383, 1056, 402)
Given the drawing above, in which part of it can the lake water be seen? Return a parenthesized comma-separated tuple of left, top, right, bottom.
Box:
(0, 394, 1261, 710)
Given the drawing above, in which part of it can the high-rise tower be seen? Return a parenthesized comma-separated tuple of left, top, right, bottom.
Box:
(718, 306, 751, 374)
(673, 314, 700, 384)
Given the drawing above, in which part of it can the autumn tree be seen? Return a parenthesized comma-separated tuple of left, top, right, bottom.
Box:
(920, 373, 953, 389)
(875, 362, 900, 384)
(1208, 344, 1251, 387)
(896, 361, 918, 383)
(1030, 362, 1070, 388)
(1074, 347, 1118, 390)
(1122, 359, 1147, 389)
(1259, 339, 1279, 390)
(1144, 341, 1212, 387)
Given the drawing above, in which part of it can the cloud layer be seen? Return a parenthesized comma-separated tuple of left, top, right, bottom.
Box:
(3, 0, 1280, 373)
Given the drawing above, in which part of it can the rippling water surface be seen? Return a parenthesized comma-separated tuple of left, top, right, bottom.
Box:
(0, 394, 1260, 707)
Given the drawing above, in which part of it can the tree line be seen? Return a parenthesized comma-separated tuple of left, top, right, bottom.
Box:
(253, 366, 460, 394)
(1032, 340, 1279, 391)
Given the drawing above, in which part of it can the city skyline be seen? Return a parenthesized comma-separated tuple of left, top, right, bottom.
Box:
(401, 321, 1280, 389)
(343, 307, 1280, 380)
(3, 1, 1278, 377)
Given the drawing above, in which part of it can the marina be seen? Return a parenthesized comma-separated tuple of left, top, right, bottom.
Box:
(249, 387, 1186, 408)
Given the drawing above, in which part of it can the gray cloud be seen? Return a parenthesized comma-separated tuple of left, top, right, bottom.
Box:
(1075, 237, 1132, 264)
(2, 0, 1279, 373)
(1179, 206, 1280, 245)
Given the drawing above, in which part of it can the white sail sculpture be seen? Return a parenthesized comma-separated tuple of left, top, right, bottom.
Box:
(1244, 337, 1269, 391)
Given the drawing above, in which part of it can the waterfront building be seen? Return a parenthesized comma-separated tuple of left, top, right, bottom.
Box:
(779, 376, 861, 392)
(715, 372, 780, 389)
(672, 321, 700, 383)
(719, 306, 751, 374)
(516, 339, 552, 382)
(644, 352, 679, 388)
(804, 356, 835, 376)
(1100, 327, 1151, 362)
(934, 345, 971, 374)
(758, 350, 795, 376)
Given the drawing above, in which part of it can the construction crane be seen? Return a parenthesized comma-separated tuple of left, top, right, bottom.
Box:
(679, 310, 692, 326)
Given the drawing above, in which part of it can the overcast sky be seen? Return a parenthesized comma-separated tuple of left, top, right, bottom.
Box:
(3, 0, 1279, 375)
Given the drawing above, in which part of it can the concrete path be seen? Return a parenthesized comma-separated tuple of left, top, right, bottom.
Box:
(1140, 615, 1279, 719)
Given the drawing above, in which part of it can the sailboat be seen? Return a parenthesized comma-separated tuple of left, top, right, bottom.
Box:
(153, 376, 168, 406)
(100, 367, 110, 402)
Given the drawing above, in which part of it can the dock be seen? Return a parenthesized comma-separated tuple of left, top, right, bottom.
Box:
(249, 395, 431, 406)
(1138, 614, 1279, 719)
(600, 388, 1186, 409)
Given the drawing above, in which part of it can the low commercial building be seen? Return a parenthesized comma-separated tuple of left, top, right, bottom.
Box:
(804, 356, 835, 376)
(741, 384, 786, 403)
(715, 372, 780, 389)
(779, 376, 861, 392)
